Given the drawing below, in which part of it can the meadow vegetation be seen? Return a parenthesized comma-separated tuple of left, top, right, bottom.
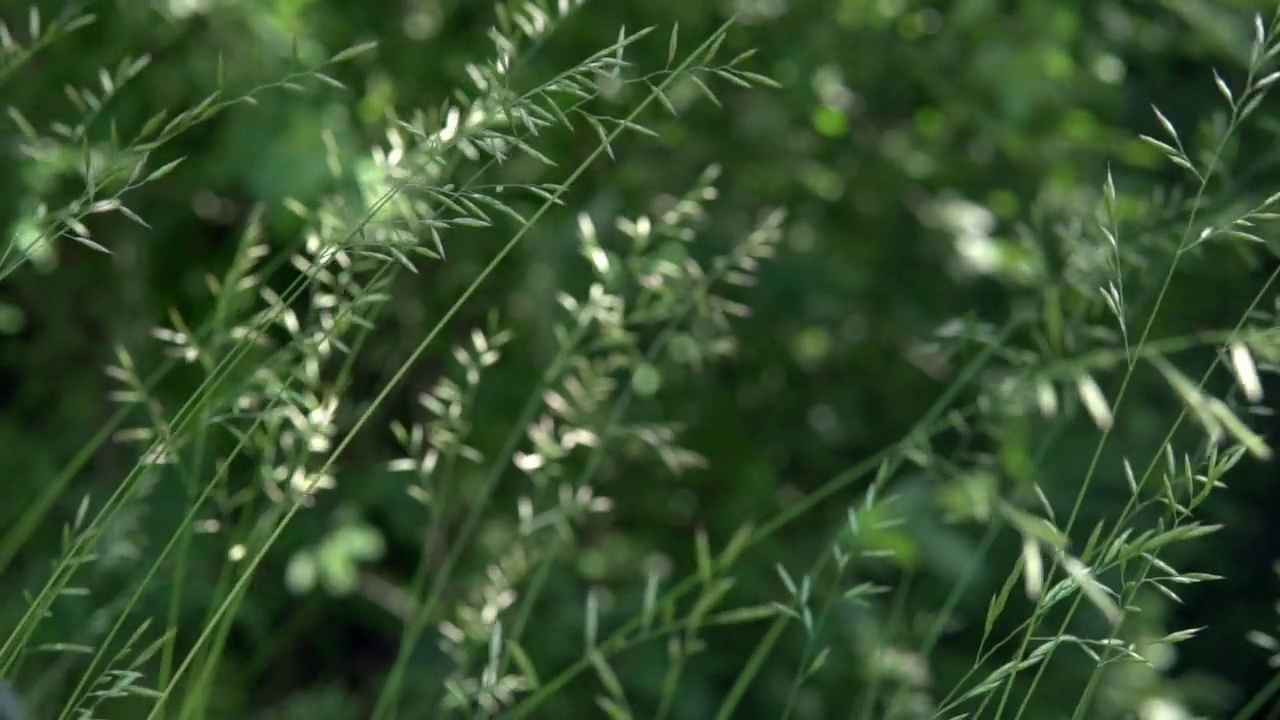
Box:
(2, 1, 1280, 718)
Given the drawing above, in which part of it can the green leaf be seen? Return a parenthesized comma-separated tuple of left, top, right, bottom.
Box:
(329, 41, 378, 64)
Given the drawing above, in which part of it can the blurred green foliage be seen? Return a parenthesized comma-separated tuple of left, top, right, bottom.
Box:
(3, 0, 1280, 718)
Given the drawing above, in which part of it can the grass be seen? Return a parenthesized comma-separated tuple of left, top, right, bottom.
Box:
(2, 1, 1280, 719)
